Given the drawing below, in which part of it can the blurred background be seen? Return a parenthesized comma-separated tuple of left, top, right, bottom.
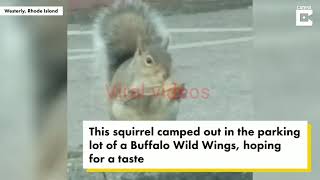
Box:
(68, 0, 253, 180)
(0, 0, 66, 180)
(253, 0, 320, 180)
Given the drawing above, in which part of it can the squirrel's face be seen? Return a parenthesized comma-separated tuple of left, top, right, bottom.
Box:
(131, 44, 172, 90)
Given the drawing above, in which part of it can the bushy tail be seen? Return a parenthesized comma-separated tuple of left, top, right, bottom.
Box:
(95, 0, 170, 80)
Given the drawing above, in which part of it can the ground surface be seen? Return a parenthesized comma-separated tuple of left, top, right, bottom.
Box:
(68, 8, 253, 180)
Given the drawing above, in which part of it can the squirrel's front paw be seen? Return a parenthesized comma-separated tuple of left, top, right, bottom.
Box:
(163, 82, 186, 101)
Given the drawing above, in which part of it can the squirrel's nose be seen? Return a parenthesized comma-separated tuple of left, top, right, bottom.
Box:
(161, 72, 168, 80)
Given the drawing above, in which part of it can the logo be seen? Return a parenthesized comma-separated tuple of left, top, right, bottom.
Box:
(296, 6, 313, 26)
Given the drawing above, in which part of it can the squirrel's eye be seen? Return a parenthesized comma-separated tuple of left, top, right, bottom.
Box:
(145, 56, 154, 66)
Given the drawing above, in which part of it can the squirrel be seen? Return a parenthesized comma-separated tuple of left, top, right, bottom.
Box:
(94, 0, 185, 120)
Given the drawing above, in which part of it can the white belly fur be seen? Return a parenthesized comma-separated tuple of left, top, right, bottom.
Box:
(111, 98, 179, 120)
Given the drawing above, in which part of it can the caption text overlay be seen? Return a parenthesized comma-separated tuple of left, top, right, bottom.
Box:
(83, 121, 310, 171)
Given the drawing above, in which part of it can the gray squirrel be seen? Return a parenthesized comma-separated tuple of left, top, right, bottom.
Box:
(94, 0, 185, 120)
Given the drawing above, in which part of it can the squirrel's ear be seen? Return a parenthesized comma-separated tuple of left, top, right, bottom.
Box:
(136, 36, 145, 55)
(162, 36, 170, 50)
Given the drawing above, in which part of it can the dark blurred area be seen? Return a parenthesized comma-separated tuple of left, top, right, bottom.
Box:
(0, 0, 66, 180)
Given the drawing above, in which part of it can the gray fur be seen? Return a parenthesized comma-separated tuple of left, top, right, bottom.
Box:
(94, 0, 170, 80)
